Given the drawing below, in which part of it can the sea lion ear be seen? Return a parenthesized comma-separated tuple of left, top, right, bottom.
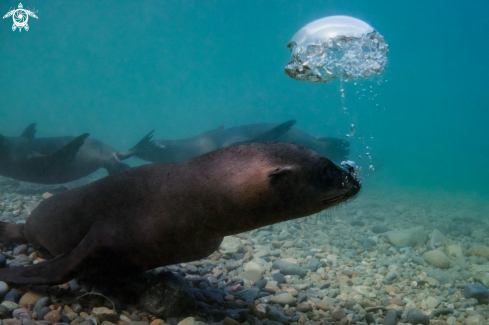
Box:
(268, 166, 295, 178)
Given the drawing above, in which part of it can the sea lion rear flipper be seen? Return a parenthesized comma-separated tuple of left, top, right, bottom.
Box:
(20, 123, 36, 138)
(0, 227, 103, 285)
(230, 120, 297, 146)
(116, 131, 156, 161)
(27, 133, 89, 167)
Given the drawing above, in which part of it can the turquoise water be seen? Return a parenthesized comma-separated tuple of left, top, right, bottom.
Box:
(1, 1, 488, 208)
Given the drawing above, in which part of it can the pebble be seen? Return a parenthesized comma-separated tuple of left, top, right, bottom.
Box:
(0, 282, 9, 299)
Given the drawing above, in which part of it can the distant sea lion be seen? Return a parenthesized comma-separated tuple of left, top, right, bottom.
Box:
(0, 142, 360, 284)
(0, 124, 153, 184)
(135, 120, 349, 164)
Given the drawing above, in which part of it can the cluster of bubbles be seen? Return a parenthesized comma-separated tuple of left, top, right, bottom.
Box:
(285, 16, 388, 83)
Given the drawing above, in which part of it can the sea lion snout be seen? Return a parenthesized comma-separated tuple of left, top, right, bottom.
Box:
(315, 159, 360, 207)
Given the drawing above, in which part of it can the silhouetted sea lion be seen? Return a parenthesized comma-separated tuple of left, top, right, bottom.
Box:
(0, 123, 153, 184)
(0, 142, 360, 284)
(135, 120, 349, 164)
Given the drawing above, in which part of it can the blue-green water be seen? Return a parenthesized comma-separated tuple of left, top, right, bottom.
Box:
(1, 1, 488, 208)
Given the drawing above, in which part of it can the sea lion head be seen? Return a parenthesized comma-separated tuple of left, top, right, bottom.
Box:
(262, 142, 360, 215)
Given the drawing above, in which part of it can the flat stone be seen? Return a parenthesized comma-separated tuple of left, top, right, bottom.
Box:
(272, 261, 306, 278)
(430, 229, 452, 247)
(270, 293, 296, 306)
(467, 245, 489, 259)
(466, 315, 487, 325)
(18, 292, 44, 308)
(222, 317, 240, 325)
(384, 226, 427, 247)
(331, 309, 346, 321)
(220, 236, 243, 253)
(423, 250, 450, 269)
(446, 244, 464, 258)
(43, 310, 61, 323)
(472, 265, 489, 288)
(92, 307, 119, 323)
(296, 302, 312, 312)
(407, 308, 429, 325)
(239, 270, 263, 283)
(2, 302, 19, 312)
(383, 309, 399, 325)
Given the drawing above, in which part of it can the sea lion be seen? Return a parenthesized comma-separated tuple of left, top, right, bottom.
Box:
(135, 120, 349, 164)
(0, 123, 153, 184)
(0, 142, 360, 285)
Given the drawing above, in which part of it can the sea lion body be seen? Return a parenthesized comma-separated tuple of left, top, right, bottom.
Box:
(0, 142, 360, 284)
(136, 121, 349, 164)
(0, 124, 152, 184)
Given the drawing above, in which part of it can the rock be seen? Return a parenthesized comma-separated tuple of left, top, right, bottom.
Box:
(12, 308, 30, 321)
(383, 309, 399, 325)
(1, 302, 18, 312)
(430, 229, 452, 247)
(1, 319, 21, 325)
(434, 309, 454, 316)
(3, 289, 21, 303)
(244, 261, 266, 274)
(272, 261, 306, 278)
(407, 308, 429, 325)
(270, 293, 296, 306)
(92, 307, 119, 323)
(331, 309, 346, 321)
(0, 256, 6, 269)
(239, 270, 263, 283)
(467, 244, 489, 259)
(222, 317, 240, 325)
(43, 310, 61, 323)
(350, 220, 365, 227)
(139, 271, 195, 318)
(18, 292, 44, 307)
(150, 320, 164, 325)
(446, 245, 464, 258)
(266, 308, 289, 324)
(472, 265, 489, 288)
(315, 302, 331, 311)
(296, 302, 312, 312)
(365, 313, 375, 325)
(32, 297, 50, 314)
(384, 226, 427, 247)
(428, 269, 455, 283)
(0, 282, 8, 299)
(272, 273, 286, 284)
(12, 245, 27, 256)
(466, 315, 487, 325)
(220, 236, 243, 253)
(236, 287, 260, 302)
(372, 225, 390, 234)
(464, 284, 489, 304)
(423, 250, 450, 269)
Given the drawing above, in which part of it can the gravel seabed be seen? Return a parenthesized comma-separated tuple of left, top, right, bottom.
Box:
(1, 176, 489, 325)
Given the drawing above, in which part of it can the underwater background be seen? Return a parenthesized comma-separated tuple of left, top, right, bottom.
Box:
(1, 0, 488, 213)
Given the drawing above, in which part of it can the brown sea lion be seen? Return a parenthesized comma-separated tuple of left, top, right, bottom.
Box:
(0, 142, 360, 284)
(0, 123, 153, 184)
(135, 120, 349, 164)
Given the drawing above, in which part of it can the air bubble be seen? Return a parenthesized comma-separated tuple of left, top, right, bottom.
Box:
(285, 16, 388, 83)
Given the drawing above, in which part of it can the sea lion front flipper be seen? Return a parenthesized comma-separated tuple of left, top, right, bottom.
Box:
(228, 120, 297, 146)
(27, 133, 90, 168)
(20, 123, 37, 139)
